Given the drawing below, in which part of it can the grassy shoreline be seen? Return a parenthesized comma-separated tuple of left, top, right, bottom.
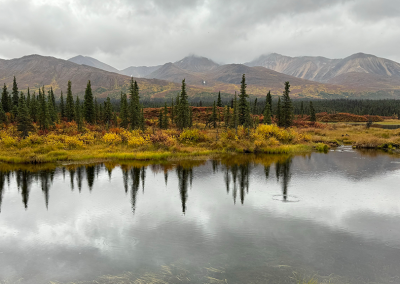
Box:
(0, 121, 399, 165)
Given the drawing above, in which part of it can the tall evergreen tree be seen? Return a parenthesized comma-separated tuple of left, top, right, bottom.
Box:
(309, 101, 316, 122)
(60, 91, 65, 119)
(129, 78, 140, 129)
(38, 87, 49, 130)
(75, 97, 83, 131)
(281, 81, 293, 128)
(263, 102, 272, 124)
(276, 98, 282, 127)
(47, 89, 57, 124)
(217, 91, 222, 107)
(83, 80, 94, 123)
(30, 93, 37, 123)
(1, 84, 9, 113)
(12, 76, 19, 109)
(176, 79, 190, 129)
(17, 94, 34, 138)
(224, 106, 230, 128)
(26, 88, 31, 109)
(253, 98, 258, 114)
(238, 74, 251, 126)
(103, 97, 112, 125)
(65, 81, 75, 121)
(266, 90, 272, 114)
(120, 93, 129, 128)
(170, 99, 175, 124)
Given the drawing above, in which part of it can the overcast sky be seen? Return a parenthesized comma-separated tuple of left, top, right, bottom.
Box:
(0, 0, 399, 69)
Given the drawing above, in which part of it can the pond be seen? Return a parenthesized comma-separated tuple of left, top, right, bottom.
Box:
(1, 147, 400, 283)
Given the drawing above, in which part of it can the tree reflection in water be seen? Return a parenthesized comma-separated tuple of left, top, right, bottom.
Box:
(0, 155, 295, 212)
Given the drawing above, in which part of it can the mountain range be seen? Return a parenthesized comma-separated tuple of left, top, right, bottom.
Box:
(1, 52, 400, 100)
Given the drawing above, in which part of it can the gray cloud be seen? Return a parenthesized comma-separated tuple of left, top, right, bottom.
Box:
(0, 0, 399, 69)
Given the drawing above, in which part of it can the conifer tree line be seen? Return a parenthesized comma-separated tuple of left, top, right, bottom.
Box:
(0, 74, 334, 138)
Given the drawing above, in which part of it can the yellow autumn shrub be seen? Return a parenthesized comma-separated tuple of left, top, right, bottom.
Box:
(102, 133, 122, 144)
(179, 129, 210, 143)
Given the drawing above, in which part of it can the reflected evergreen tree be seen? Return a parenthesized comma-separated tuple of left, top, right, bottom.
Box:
(62, 167, 66, 180)
(20, 170, 32, 210)
(212, 160, 219, 173)
(275, 158, 292, 202)
(231, 165, 238, 204)
(121, 166, 129, 193)
(69, 169, 75, 191)
(176, 165, 192, 214)
(86, 166, 95, 191)
(224, 167, 231, 193)
(130, 167, 142, 214)
(264, 165, 270, 179)
(0, 171, 6, 212)
(164, 171, 168, 186)
(141, 166, 146, 193)
(40, 170, 53, 209)
(239, 164, 250, 204)
(76, 167, 83, 192)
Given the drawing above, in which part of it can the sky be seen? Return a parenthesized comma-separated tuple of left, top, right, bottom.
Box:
(0, 0, 399, 69)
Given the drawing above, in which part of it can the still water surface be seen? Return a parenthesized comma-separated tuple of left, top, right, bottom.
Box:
(1, 148, 400, 283)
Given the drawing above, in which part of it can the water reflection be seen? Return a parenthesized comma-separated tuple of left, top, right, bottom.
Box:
(1, 151, 400, 284)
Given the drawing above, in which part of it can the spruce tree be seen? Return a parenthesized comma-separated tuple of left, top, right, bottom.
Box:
(310, 101, 316, 122)
(263, 102, 272, 124)
(119, 93, 129, 128)
(60, 91, 65, 119)
(112, 111, 118, 127)
(104, 97, 112, 125)
(276, 98, 282, 127)
(224, 106, 230, 128)
(253, 98, 258, 114)
(47, 89, 57, 124)
(176, 79, 190, 129)
(38, 87, 49, 130)
(129, 78, 140, 129)
(83, 80, 94, 123)
(75, 97, 83, 131)
(217, 91, 222, 107)
(1, 84, 9, 113)
(66, 81, 75, 121)
(17, 94, 34, 138)
(12, 76, 19, 109)
(266, 90, 272, 114)
(281, 81, 293, 128)
(30, 93, 37, 123)
(26, 88, 31, 109)
(238, 74, 251, 126)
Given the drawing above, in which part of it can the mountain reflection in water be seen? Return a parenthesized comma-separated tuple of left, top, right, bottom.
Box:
(0, 149, 400, 284)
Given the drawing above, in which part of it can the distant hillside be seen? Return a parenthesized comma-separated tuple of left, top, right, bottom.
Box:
(174, 55, 219, 73)
(119, 65, 161, 77)
(68, 55, 119, 73)
(245, 53, 400, 87)
(0, 55, 180, 98)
